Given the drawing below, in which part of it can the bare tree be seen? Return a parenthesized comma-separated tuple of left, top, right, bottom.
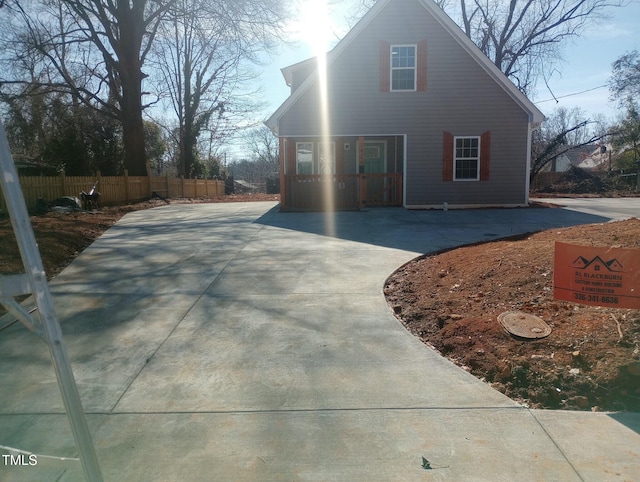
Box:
(247, 126, 279, 167)
(355, 0, 624, 95)
(1, 0, 288, 177)
(542, 107, 591, 145)
(0, 0, 175, 175)
(530, 109, 611, 182)
(152, 0, 287, 178)
(609, 49, 640, 106)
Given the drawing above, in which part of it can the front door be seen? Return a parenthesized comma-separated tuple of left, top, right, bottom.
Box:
(364, 141, 387, 204)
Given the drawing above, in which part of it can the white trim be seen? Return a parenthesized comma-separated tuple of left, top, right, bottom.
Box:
(453, 135, 481, 181)
(406, 203, 529, 210)
(390, 44, 417, 92)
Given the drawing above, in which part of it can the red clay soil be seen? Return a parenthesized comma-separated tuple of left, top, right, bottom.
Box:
(385, 218, 640, 411)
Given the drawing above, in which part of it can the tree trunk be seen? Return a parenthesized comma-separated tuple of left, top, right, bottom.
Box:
(121, 93, 147, 176)
(116, 0, 148, 176)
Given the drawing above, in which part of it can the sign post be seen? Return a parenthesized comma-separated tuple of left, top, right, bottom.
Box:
(554, 242, 640, 309)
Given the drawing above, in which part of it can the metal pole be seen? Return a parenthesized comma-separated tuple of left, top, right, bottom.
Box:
(0, 122, 103, 481)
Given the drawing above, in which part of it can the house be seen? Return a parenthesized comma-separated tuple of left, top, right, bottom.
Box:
(576, 144, 613, 171)
(543, 145, 595, 173)
(266, 0, 545, 210)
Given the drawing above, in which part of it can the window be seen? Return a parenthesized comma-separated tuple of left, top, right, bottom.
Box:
(296, 142, 313, 174)
(318, 142, 336, 174)
(391, 45, 416, 91)
(454, 136, 480, 180)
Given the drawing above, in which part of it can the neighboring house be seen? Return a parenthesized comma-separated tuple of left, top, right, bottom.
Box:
(543, 153, 574, 173)
(544, 144, 613, 172)
(234, 179, 258, 193)
(266, 0, 545, 210)
(543, 145, 595, 173)
(577, 144, 613, 171)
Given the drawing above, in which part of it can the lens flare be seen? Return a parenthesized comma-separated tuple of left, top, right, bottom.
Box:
(299, 0, 336, 233)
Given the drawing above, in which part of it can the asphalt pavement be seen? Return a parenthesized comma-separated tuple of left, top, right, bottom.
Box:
(1, 199, 639, 481)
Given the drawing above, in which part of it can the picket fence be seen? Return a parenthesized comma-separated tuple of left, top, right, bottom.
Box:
(0, 171, 226, 213)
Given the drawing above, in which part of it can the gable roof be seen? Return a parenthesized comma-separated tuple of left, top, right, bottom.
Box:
(266, 0, 545, 133)
(281, 57, 316, 87)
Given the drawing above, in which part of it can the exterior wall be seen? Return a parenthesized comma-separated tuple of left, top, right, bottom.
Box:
(277, 0, 531, 206)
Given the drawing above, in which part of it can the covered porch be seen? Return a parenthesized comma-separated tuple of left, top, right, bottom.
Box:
(279, 135, 404, 211)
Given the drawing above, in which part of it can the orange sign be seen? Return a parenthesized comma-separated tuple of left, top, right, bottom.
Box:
(554, 242, 640, 309)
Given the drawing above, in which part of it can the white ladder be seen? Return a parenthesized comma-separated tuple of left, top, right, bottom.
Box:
(0, 121, 103, 481)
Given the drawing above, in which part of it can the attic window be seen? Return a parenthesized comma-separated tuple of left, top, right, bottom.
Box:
(391, 45, 416, 91)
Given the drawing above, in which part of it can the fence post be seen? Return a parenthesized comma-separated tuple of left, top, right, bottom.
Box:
(166, 174, 170, 197)
(124, 169, 130, 204)
(60, 171, 66, 198)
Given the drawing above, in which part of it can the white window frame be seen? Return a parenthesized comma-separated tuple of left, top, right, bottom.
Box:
(318, 141, 336, 174)
(453, 136, 481, 181)
(296, 142, 314, 174)
(390, 44, 417, 92)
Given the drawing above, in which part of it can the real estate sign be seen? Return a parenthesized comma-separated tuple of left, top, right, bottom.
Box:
(554, 242, 640, 309)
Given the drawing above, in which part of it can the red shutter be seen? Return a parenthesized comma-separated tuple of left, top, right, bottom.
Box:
(443, 132, 454, 181)
(480, 131, 491, 181)
(286, 138, 296, 175)
(417, 40, 427, 91)
(380, 40, 390, 92)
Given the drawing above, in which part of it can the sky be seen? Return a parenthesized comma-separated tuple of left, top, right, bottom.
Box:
(246, 0, 640, 146)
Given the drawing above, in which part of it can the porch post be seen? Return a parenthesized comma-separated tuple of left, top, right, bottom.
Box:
(358, 136, 365, 209)
(279, 137, 286, 209)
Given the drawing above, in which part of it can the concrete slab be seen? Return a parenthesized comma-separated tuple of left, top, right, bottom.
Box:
(82, 409, 582, 482)
(533, 197, 640, 221)
(532, 410, 640, 481)
(1, 199, 638, 481)
(1, 293, 193, 413)
(114, 293, 516, 413)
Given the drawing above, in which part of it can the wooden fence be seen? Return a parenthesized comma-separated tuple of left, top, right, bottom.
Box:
(0, 171, 225, 213)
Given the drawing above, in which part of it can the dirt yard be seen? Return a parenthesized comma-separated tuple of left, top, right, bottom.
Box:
(385, 218, 640, 412)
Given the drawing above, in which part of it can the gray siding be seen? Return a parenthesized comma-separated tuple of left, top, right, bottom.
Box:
(277, 0, 532, 206)
(290, 63, 315, 92)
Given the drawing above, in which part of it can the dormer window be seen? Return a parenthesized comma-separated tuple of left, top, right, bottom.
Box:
(391, 45, 416, 91)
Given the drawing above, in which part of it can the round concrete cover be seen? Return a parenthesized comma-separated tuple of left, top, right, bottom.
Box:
(498, 311, 551, 339)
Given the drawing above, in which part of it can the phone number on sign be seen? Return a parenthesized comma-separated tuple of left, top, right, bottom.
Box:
(574, 292, 619, 304)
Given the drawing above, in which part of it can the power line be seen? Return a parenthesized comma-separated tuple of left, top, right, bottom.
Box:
(535, 84, 608, 104)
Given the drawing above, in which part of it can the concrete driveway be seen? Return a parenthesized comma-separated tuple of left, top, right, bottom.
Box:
(1, 200, 639, 481)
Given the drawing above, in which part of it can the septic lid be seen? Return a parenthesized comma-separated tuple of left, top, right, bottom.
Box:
(498, 311, 551, 339)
